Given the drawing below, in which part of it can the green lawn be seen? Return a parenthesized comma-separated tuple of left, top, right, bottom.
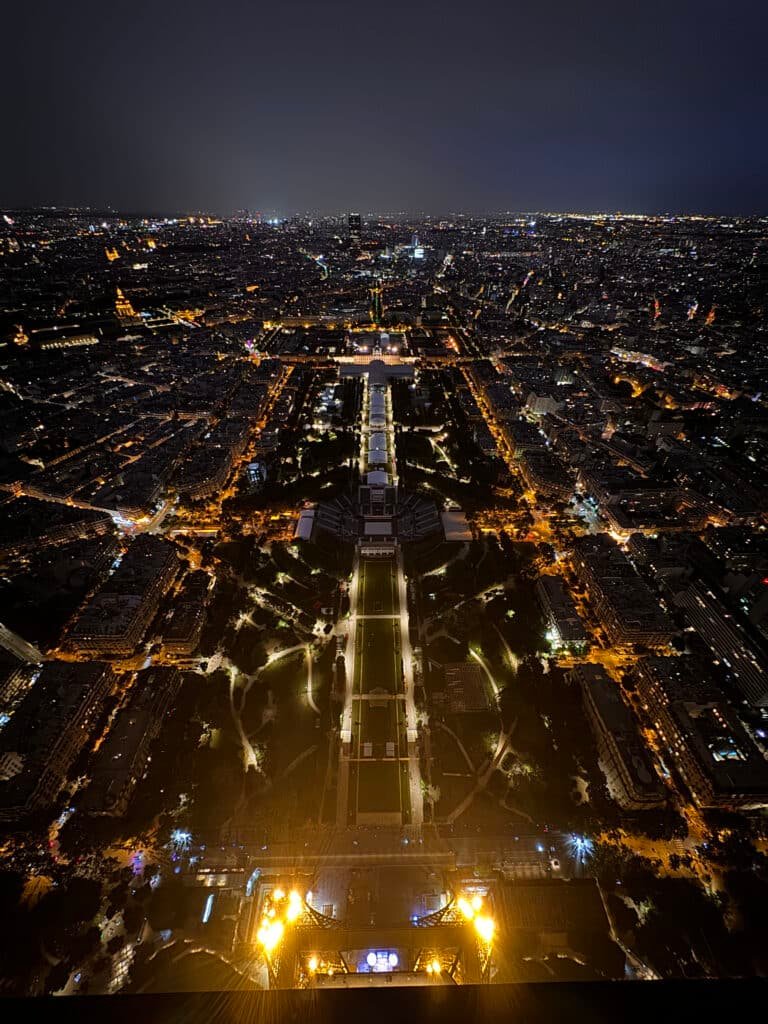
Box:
(356, 618, 401, 693)
(357, 761, 402, 813)
(399, 762, 412, 824)
(359, 698, 408, 748)
(350, 556, 408, 823)
(359, 558, 397, 616)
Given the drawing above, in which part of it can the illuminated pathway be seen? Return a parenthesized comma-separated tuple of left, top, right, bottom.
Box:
(397, 544, 423, 825)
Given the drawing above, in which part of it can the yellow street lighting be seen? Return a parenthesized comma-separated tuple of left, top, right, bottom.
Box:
(457, 896, 475, 920)
(471, 894, 483, 912)
(286, 891, 303, 922)
(474, 915, 495, 944)
(308, 955, 318, 973)
(257, 919, 285, 953)
(273, 887, 285, 901)
(431, 959, 441, 974)
(426, 963, 434, 975)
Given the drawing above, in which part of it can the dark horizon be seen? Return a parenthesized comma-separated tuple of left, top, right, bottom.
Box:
(4, 206, 766, 220)
(2, 0, 767, 216)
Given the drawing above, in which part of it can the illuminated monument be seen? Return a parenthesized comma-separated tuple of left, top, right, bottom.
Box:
(115, 286, 139, 322)
(254, 883, 496, 988)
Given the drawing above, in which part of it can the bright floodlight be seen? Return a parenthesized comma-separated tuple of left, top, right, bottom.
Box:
(431, 958, 441, 974)
(474, 915, 495, 944)
(471, 894, 483, 911)
(308, 956, 318, 972)
(273, 887, 285, 901)
(286, 890, 303, 921)
(388, 952, 398, 967)
(457, 896, 474, 919)
(257, 919, 284, 953)
(367, 952, 377, 967)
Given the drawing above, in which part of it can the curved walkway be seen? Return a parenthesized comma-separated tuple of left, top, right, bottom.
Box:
(469, 646, 499, 700)
(493, 623, 520, 674)
(444, 719, 518, 824)
(435, 721, 475, 773)
(422, 542, 470, 579)
(278, 744, 318, 781)
(305, 644, 320, 714)
(228, 645, 309, 771)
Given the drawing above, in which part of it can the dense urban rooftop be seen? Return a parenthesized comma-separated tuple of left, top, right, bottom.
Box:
(1, 209, 768, 996)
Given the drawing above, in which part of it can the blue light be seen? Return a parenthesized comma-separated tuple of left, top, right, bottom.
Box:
(170, 829, 192, 851)
(566, 834, 594, 864)
(246, 868, 261, 897)
(365, 951, 398, 972)
(202, 893, 214, 924)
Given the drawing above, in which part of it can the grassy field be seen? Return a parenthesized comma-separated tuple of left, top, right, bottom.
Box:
(359, 558, 397, 616)
(355, 618, 401, 693)
(348, 555, 411, 823)
(399, 762, 412, 824)
(360, 699, 403, 746)
(241, 648, 328, 827)
(357, 761, 402, 813)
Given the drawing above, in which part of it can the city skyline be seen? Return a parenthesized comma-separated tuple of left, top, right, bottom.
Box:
(5, 206, 764, 218)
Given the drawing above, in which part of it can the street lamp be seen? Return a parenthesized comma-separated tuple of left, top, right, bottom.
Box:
(170, 829, 192, 851)
(256, 919, 284, 953)
(474, 914, 495, 945)
(567, 833, 594, 865)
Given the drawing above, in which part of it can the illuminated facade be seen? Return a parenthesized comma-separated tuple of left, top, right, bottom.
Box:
(115, 286, 139, 321)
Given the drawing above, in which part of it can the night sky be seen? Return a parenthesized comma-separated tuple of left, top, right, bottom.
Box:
(2, 0, 767, 215)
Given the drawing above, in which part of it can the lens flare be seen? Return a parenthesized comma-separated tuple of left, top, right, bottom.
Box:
(474, 915, 495, 944)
